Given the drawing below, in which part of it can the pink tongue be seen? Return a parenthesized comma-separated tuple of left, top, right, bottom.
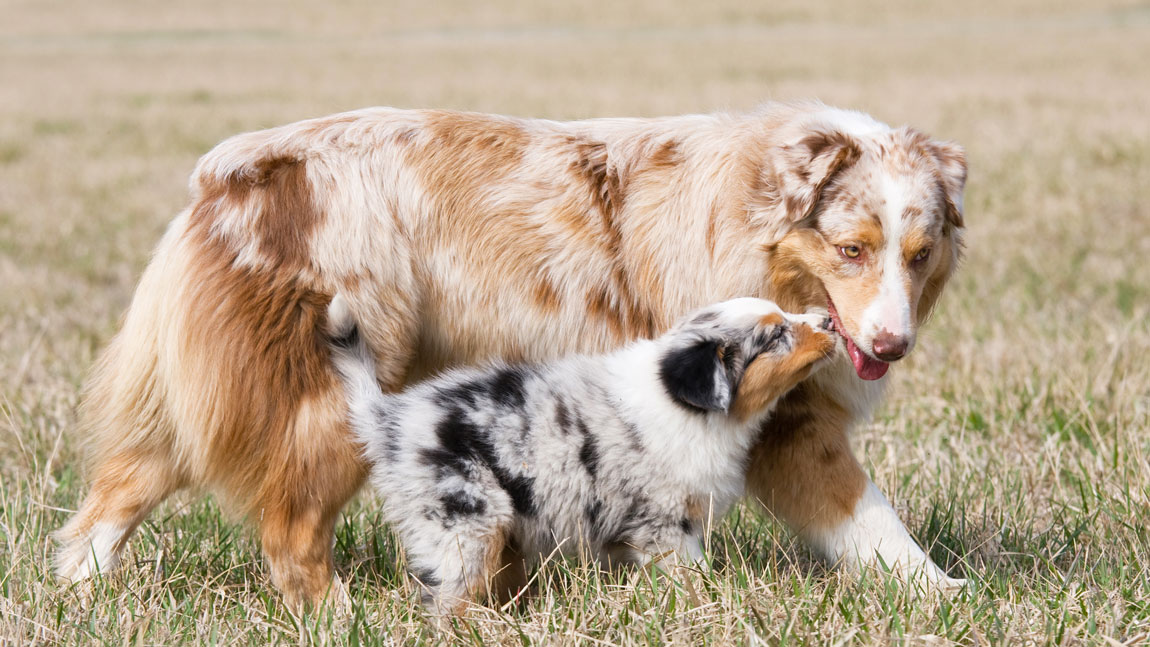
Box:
(845, 335, 889, 380)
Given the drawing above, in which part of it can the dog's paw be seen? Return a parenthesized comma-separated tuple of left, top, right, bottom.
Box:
(899, 563, 968, 595)
(934, 574, 968, 593)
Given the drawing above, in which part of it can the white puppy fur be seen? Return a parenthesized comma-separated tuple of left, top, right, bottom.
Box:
(327, 296, 835, 613)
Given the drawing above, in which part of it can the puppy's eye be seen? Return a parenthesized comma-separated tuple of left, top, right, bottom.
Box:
(839, 245, 861, 260)
(912, 247, 931, 264)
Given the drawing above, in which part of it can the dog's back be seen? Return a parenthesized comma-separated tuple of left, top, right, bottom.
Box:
(56, 108, 758, 608)
(56, 102, 965, 606)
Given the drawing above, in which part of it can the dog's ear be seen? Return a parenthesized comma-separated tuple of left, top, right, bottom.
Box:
(780, 130, 860, 220)
(758, 128, 861, 244)
(926, 139, 967, 230)
(658, 337, 739, 413)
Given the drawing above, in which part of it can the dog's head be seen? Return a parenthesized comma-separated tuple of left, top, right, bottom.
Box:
(657, 298, 835, 420)
(755, 109, 967, 381)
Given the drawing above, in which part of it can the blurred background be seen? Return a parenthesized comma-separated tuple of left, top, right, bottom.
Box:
(2, 1, 1148, 643)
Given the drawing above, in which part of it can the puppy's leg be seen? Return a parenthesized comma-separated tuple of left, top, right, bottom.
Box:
(56, 449, 184, 583)
(628, 523, 707, 572)
(745, 383, 963, 589)
(488, 541, 530, 606)
(405, 522, 510, 617)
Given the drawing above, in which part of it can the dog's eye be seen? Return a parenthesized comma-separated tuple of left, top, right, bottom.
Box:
(839, 245, 862, 260)
(913, 247, 931, 264)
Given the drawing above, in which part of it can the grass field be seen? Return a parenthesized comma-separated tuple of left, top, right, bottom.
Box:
(3, 1, 1150, 644)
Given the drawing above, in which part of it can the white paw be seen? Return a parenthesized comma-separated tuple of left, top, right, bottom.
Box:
(934, 574, 968, 592)
(892, 561, 968, 594)
(54, 522, 128, 583)
(323, 574, 354, 618)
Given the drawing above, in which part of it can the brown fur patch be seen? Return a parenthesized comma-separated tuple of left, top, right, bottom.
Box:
(784, 131, 863, 220)
(759, 312, 785, 327)
(745, 381, 867, 532)
(179, 232, 338, 495)
(731, 324, 833, 422)
(685, 495, 705, 522)
(901, 227, 936, 263)
(827, 277, 881, 340)
(704, 203, 719, 259)
(764, 230, 835, 313)
(181, 220, 365, 507)
(648, 138, 682, 170)
(488, 539, 530, 606)
(176, 222, 366, 606)
(559, 137, 658, 340)
(585, 286, 656, 341)
(195, 156, 322, 269)
(408, 111, 529, 216)
(571, 138, 625, 220)
(532, 276, 562, 313)
(845, 215, 885, 253)
(569, 138, 653, 337)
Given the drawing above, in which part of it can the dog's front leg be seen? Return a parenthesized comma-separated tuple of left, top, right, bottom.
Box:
(802, 479, 964, 589)
(745, 383, 964, 590)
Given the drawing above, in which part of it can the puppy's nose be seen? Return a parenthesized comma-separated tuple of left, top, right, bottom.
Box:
(821, 316, 834, 331)
(872, 330, 909, 361)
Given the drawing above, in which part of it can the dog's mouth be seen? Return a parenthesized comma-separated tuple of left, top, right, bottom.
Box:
(827, 299, 889, 381)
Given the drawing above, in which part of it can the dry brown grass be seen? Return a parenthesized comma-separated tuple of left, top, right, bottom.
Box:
(2, 1, 1149, 644)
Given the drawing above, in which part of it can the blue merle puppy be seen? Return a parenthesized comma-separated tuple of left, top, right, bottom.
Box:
(327, 295, 835, 614)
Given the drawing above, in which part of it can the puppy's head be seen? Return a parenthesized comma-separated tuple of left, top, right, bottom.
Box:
(657, 298, 835, 420)
(756, 111, 967, 382)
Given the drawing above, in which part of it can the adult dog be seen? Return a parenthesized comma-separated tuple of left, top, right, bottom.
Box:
(56, 102, 967, 607)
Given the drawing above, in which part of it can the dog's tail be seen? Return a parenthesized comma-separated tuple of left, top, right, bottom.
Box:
(326, 295, 387, 445)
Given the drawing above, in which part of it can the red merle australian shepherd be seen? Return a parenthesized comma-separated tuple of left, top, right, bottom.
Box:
(56, 101, 967, 608)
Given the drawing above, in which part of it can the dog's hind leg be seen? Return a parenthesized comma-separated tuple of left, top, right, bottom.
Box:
(255, 386, 368, 612)
(55, 295, 186, 584)
(55, 448, 185, 583)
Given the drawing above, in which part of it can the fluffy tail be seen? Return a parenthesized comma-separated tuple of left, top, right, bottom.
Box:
(326, 295, 387, 444)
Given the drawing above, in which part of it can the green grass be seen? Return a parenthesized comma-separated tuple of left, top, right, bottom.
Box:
(3, 0, 1150, 644)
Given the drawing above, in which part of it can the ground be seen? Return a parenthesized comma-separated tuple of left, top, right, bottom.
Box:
(1, 1, 1149, 644)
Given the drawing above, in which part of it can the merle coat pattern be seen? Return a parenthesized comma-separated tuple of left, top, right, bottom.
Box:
(327, 296, 835, 613)
(55, 103, 968, 607)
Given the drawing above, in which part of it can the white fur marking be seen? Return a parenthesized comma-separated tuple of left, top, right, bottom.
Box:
(59, 522, 128, 582)
(859, 172, 914, 354)
(807, 481, 963, 588)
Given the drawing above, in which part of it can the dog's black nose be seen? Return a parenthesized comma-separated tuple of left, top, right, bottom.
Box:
(821, 316, 834, 331)
(872, 330, 909, 361)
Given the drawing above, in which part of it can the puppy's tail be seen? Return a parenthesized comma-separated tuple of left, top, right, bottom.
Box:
(326, 295, 387, 445)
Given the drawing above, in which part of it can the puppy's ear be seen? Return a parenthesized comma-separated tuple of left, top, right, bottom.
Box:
(659, 337, 738, 413)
